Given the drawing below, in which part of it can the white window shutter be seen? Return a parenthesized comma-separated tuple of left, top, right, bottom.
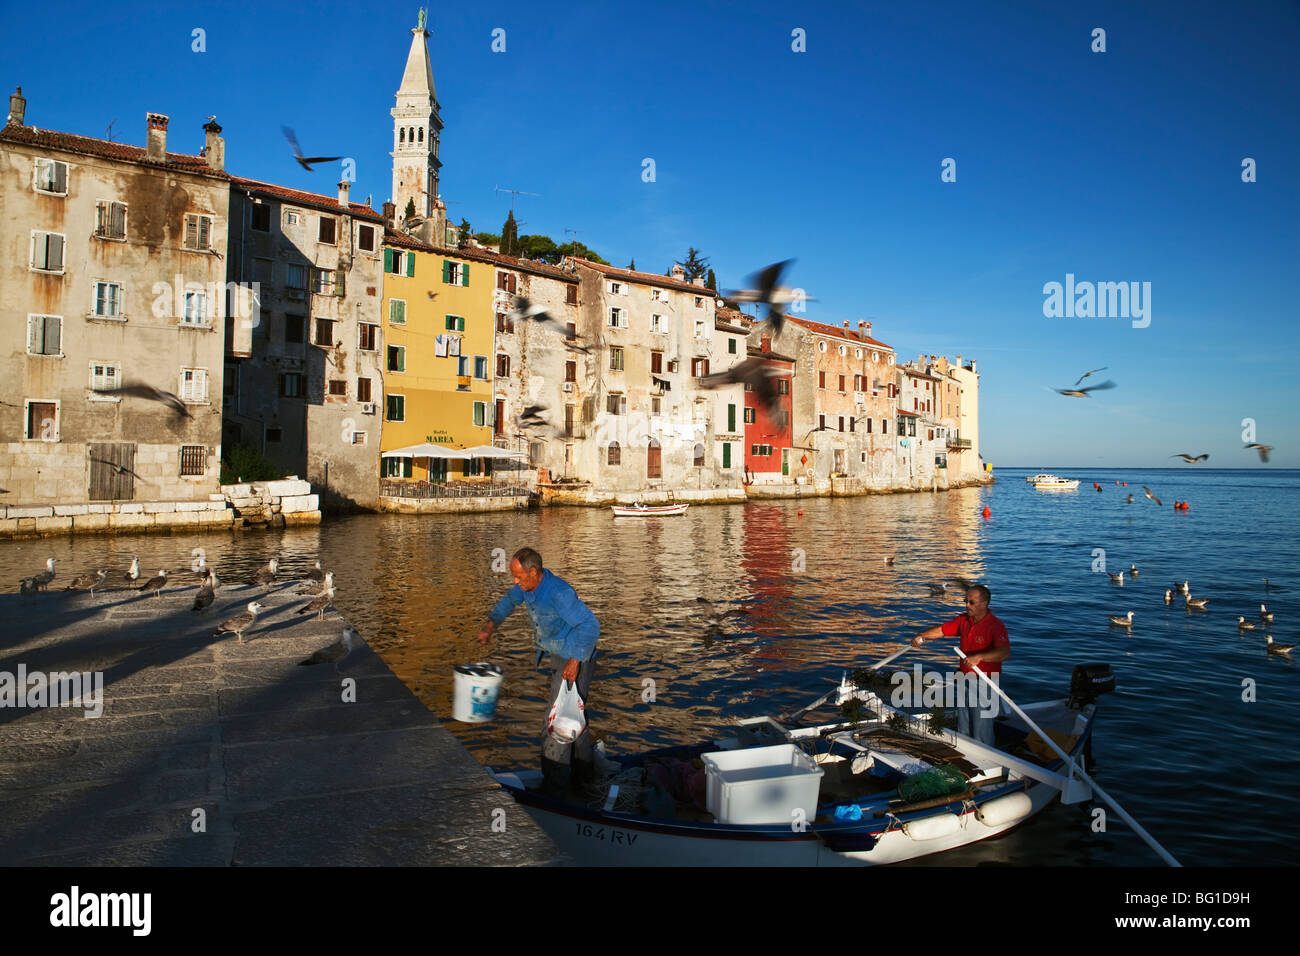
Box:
(28, 316, 42, 353)
(199, 216, 211, 250)
(54, 162, 66, 193)
(45, 316, 61, 355)
(49, 233, 63, 270)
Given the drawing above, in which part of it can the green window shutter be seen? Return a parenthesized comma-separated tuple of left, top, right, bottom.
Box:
(457, 316, 465, 332)
(397, 348, 405, 372)
(442, 260, 451, 283)
(445, 315, 453, 331)
(404, 458, 412, 478)
(406, 253, 415, 277)
(728, 404, 736, 432)
(722, 443, 731, 468)
(473, 402, 483, 427)
(461, 263, 469, 287)
(384, 248, 393, 273)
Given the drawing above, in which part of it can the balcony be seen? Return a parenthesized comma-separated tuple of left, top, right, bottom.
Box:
(457, 375, 472, 391)
(947, 437, 972, 450)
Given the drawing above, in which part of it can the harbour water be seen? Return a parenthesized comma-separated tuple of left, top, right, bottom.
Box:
(2, 467, 1295, 866)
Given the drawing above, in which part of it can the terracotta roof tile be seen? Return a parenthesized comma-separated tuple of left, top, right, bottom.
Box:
(570, 258, 719, 295)
(0, 123, 228, 178)
(783, 315, 893, 350)
(231, 176, 383, 220)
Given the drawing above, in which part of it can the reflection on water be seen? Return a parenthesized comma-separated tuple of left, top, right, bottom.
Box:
(3, 469, 1297, 866)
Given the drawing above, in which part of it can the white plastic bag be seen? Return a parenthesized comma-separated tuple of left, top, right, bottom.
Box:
(546, 680, 587, 744)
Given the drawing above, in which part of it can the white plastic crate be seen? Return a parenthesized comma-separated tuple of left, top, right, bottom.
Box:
(702, 743, 824, 825)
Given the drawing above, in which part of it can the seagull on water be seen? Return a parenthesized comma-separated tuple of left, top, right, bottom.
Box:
(1128, 564, 1139, 578)
(1185, 593, 1209, 611)
(1125, 494, 1135, 503)
(29, 557, 57, 590)
(1265, 636, 1294, 657)
(297, 587, 336, 621)
(883, 555, 896, 567)
(65, 569, 107, 595)
(927, 583, 948, 597)
(1108, 571, 1125, 585)
(1107, 611, 1134, 629)
(298, 625, 364, 670)
(137, 569, 169, 599)
(1176, 581, 1190, 595)
(192, 569, 219, 613)
(1237, 616, 1257, 632)
(213, 601, 263, 644)
(1164, 589, 1173, 605)
(249, 558, 278, 589)
(1259, 604, 1275, 624)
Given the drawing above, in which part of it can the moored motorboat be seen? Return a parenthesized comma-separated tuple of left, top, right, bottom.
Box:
(491, 663, 1127, 866)
(612, 502, 690, 517)
(1025, 472, 1057, 484)
(1033, 475, 1079, 490)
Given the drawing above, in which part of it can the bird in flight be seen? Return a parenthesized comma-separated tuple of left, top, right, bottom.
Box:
(1054, 380, 1116, 398)
(507, 296, 590, 353)
(724, 260, 813, 336)
(282, 126, 341, 171)
(698, 357, 784, 416)
(1170, 453, 1209, 463)
(517, 404, 550, 429)
(89, 455, 146, 481)
(92, 382, 191, 419)
(1244, 443, 1272, 463)
(1074, 367, 1108, 386)
(1142, 486, 1163, 506)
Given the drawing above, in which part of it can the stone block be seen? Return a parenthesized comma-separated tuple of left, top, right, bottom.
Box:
(87, 503, 113, 513)
(0, 518, 18, 536)
(6, 506, 53, 519)
(230, 497, 261, 509)
(53, 504, 90, 517)
(73, 513, 111, 531)
(208, 494, 226, 502)
(175, 501, 206, 512)
(56, 480, 82, 500)
(118, 502, 144, 514)
(33, 482, 58, 500)
(144, 501, 177, 514)
(111, 513, 154, 530)
(280, 494, 320, 513)
(204, 500, 227, 511)
(153, 511, 188, 527)
(282, 511, 321, 527)
(199, 510, 232, 524)
(34, 515, 72, 534)
(16, 517, 36, 533)
(265, 479, 311, 497)
(222, 483, 252, 498)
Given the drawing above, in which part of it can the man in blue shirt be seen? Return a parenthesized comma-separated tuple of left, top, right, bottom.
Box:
(478, 547, 600, 792)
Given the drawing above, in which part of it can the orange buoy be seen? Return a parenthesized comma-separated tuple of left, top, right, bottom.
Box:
(1183, 501, 1190, 510)
(797, 509, 803, 517)
(982, 506, 991, 519)
(1115, 481, 1120, 485)
(1122, 482, 1127, 487)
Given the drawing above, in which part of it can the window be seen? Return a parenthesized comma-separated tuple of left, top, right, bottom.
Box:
(838, 344, 847, 356)
(314, 268, 338, 295)
(606, 394, 627, 415)
(610, 347, 624, 371)
(30, 232, 65, 272)
(26, 401, 58, 441)
(565, 361, 576, 383)
(722, 442, 731, 469)
(609, 281, 623, 295)
(329, 380, 347, 398)
(472, 401, 496, 427)
(386, 395, 405, 421)
(608, 442, 621, 465)
(357, 224, 375, 251)
(839, 375, 846, 392)
(872, 351, 879, 363)
(652, 397, 661, 414)
(909, 419, 917, 437)
(818, 371, 826, 389)
(777, 379, 789, 395)
(496, 354, 510, 377)
(850, 417, 856, 433)
(694, 443, 705, 467)
(180, 445, 207, 476)
(443, 260, 468, 285)
(566, 322, 576, 341)
(474, 355, 488, 379)
(691, 358, 710, 377)
(457, 355, 469, 377)
(251, 204, 271, 232)
(184, 214, 213, 251)
(88, 362, 120, 396)
(27, 315, 62, 355)
(265, 427, 284, 443)
(750, 444, 772, 456)
(882, 419, 888, 435)
(854, 374, 864, 391)
(694, 296, 704, 308)
(351, 431, 367, 445)
(313, 318, 335, 346)
(496, 271, 517, 293)
(564, 405, 575, 438)
(358, 323, 378, 350)
(284, 315, 305, 343)
(818, 341, 827, 353)
(93, 281, 123, 319)
(529, 442, 542, 464)
(651, 350, 663, 374)
(224, 364, 238, 401)
(728, 404, 736, 432)
(318, 217, 336, 245)
(728, 338, 737, 354)
(650, 314, 664, 333)
(866, 418, 873, 433)
(444, 314, 465, 331)
(95, 200, 127, 240)
(496, 311, 514, 333)
(390, 299, 407, 325)
(180, 368, 208, 403)
(819, 414, 826, 430)
(695, 319, 706, 339)
(284, 210, 301, 227)
(280, 373, 303, 397)
(744, 382, 753, 392)
(183, 290, 209, 325)
(385, 249, 413, 275)
(34, 158, 68, 195)
(387, 345, 405, 372)
(608, 307, 626, 328)
(838, 416, 845, 432)
(744, 407, 756, 424)
(286, 264, 308, 289)
(357, 377, 372, 403)
(566, 285, 578, 305)
(651, 288, 664, 301)
(381, 457, 411, 478)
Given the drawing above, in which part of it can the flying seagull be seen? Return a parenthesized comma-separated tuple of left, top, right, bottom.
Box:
(92, 381, 191, 419)
(1170, 453, 1209, 463)
(136, 569, 169, 599)
(723, 260, 812, 337)
(1073, 367, 1108, 386)
(698, 357, 784, 416)
(213, 601, 263, 644)
(282, 126, 341, 171)
(65, 569, 107, 595)
(88, 455, 146, 482)
(1142, 486, 1163, 506)
(1054, 380, 1116, 398)
(506, 296, 590, 353)
(516, 404, 550, 430)
(298, 625, 364, 670)
(1244, 443, 1272, 463)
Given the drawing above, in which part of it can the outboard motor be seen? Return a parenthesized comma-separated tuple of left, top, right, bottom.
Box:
(1068, 663, 1115, 709)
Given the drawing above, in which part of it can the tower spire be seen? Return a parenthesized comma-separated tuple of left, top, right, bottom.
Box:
(391, 9, 443, 233)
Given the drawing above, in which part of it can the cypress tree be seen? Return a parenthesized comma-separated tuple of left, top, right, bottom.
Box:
(501, 210, 519, 257)
(628, 258, 636, 271)
(403, 197, 416, 221)
(706, 268, 717, 291)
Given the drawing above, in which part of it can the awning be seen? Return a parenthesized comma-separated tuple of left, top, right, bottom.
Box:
(381, 443, 470, 460)
(461, 445, 528, 459)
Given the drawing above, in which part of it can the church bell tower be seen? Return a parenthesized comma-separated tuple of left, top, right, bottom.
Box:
(391, 8, 445, 241)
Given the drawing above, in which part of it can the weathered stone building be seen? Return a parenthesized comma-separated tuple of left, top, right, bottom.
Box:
(223, 177, 386, 509)
(1, 91, 230, 514)
(742, 332, 795, 484)
(896, 362, 941, 486)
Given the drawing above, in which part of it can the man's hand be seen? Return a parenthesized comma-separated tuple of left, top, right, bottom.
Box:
(562, 658, 580, 682)
(476, 623, 495, 645)
(910, 634, 926, 648)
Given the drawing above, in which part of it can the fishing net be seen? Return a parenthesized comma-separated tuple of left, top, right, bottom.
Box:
(897, 765, 968, 802)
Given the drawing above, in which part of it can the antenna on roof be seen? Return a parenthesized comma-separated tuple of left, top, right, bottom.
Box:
(565, 228, 582, 254)
(494, 184, 540, 213)
(105, 118, 118, 142)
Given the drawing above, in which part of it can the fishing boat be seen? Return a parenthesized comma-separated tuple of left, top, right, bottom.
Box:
(490, 662, 1135, 866)
(611, 502, 690, 517)
(1032, 475, 1079, 490)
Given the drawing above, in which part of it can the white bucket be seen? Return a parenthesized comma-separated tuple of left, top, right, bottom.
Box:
(453, 662, 503, 723)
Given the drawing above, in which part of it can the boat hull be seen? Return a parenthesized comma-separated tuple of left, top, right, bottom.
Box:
(611, 504, 689, 517)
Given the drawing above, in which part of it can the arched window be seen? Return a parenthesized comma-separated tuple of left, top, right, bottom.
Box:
(399, 128, 405, 143)
(694, 443, 705, 467)
(608, 441, 620, 465)
(647, 438, 662, 479)
(418, 127, 424, 143)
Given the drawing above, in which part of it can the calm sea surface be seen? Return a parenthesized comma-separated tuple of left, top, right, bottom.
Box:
(2, 467, 1296, 866)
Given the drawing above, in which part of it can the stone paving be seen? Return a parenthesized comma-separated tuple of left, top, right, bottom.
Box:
(0, 576, 560, 866)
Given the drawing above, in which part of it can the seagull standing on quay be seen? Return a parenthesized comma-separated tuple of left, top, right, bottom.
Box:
(298, 625, 364, 670)
(297, 570, 334, 597)
(297, 587, 336, 621)
(65, 569, 107, 596)
(214, 602, 263, 644)
(124, 556, 140, 584)
(137, 570, 169, 599)
(192, 569, 219, 613)
(250, 559, 278, 589)
(303, 560, 325, 583)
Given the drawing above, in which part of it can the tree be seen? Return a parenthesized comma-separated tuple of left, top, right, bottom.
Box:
(628, 258, 636, 271)
(517, 234, 559, 262)
(457, 218, 472, 246)
(500, 210, 519, 257)
(706, 268, 717, 291)
(403, 197, 416, 222)
(476, 232, 501, 247)
(676, 247, 710, 282)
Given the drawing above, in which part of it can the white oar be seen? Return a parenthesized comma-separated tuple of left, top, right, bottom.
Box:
(786, 645, 911, 724)
(955, 649, 1181, 867)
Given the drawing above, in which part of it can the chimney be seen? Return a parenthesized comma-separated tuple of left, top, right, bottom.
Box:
(969, 359, 977, 373)
(382, 201, 396, 228)
(671, 264, 686, 281)
(857, 320, 866, 337)
(865, 322, 872, 338)
(760, 336, 771, 353)
(842, 320, 849, 330)
(692, 275, 705, 287)
(146, 112, 168, 162)
(202, 118, 224, 171)
(338, 180, 350, 208)
(955, 353, 962, 366)
(6, 86, 25, 127)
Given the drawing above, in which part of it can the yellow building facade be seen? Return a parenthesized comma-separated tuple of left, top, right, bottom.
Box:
(379, 234, 496, 480)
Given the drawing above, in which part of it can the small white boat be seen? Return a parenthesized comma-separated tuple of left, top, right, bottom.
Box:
(1033, 476, 1079, 490)
(491, 663, 1119, 866)
(1025, 472, 1057, 484)
(611, 502, 689, 517)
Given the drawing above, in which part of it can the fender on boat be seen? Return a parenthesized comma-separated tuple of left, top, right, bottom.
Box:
(975, 791, 1033, 828)
(902, 811, 961, 841)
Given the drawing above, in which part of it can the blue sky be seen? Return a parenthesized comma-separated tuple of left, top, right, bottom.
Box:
(6, 0, 1297, 466)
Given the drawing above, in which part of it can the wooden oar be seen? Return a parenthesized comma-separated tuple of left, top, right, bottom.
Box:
(954, 649, 1181, 867)
(784, 645, 911, 724)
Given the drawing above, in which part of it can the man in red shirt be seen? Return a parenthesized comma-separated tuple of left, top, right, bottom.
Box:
(910, 585, 1010, 746)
